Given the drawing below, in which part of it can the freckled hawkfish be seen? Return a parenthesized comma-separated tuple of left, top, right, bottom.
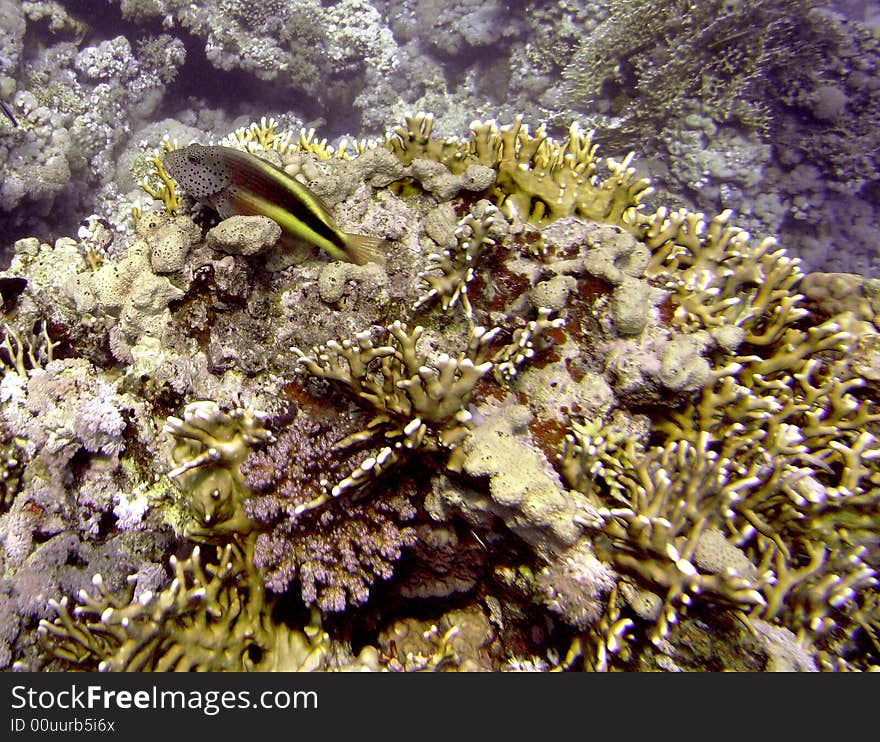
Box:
(163, 144, 384, 265)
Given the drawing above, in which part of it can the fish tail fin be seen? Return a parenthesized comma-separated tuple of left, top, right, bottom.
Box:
(345, 233, 387, 266)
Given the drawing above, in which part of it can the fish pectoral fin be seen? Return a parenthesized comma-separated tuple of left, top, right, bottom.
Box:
(344, 234, 387, 266)
(211, 190, 240, 219)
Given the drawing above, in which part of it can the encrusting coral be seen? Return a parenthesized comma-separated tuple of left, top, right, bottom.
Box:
(7, 111, 877, 672)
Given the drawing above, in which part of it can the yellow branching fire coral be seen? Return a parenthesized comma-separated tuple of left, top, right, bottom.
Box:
(564, 201, 880, 665)
(39, 539, 343, 672)
(558, 417, 644, 500)
(219, 116, 348, 161)
(414, 203, 503, 317)
(138, 138, 182, 217)
(221, 116, 295, 155)
(292, 320, 498, 499)
(385, 113, 652, 227)
(0, 321, 57, 376)
(644, 208, 806, 342)
(164, 401, 273, 540)
(142, 113, 652, 236)
(491, 307, 565, 385)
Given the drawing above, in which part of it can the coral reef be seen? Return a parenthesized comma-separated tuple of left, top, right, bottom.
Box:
(1, 99, 878, 674)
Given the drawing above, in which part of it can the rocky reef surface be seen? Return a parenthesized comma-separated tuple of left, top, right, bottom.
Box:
(1, 0, 879, 672)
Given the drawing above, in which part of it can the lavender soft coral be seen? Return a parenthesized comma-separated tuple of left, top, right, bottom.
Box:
(242, 413, 418, 611)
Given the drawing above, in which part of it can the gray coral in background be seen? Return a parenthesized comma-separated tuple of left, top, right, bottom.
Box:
(1, 5, 185, 242)
(114, 0, 398, 99)
(1, 0, 878, 275)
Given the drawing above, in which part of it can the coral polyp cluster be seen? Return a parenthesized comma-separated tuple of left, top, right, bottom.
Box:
(1, 112, 876, 673)
(241, 413, 419, 611)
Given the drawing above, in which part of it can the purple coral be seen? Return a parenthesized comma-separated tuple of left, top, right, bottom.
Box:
(242, 413, 418, 612)
(1, 359, 130, 469)
(73, 394, 127, 457)
(0, 508, 35, 568)
(0, 582, 21, 668)
(537, 541, 617, 630)
(242, 413, 341, 510)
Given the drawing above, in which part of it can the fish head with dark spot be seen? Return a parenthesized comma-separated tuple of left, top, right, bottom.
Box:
(163, 144, 232, 200)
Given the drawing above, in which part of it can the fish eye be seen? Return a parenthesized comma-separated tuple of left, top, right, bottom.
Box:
(187, 154, 199, 164)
